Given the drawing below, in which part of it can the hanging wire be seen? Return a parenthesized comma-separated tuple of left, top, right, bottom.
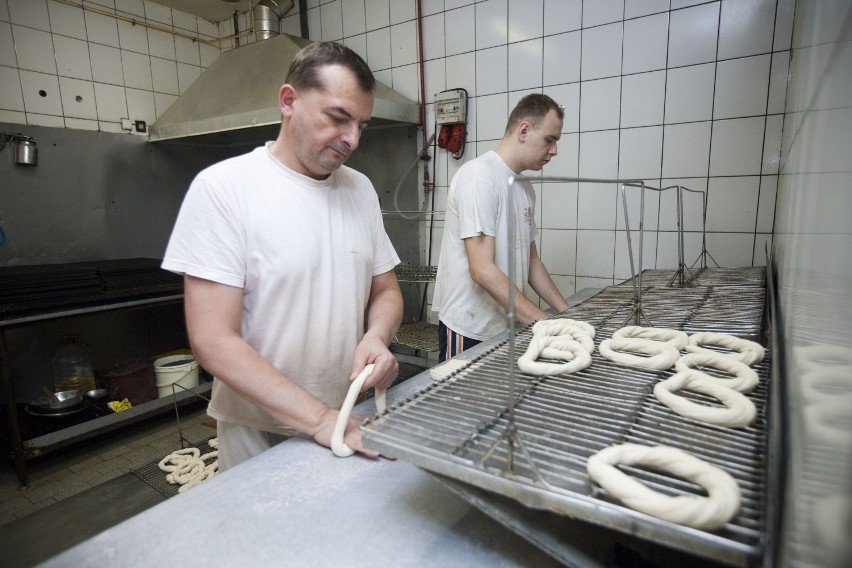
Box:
(392, 132, 437, 219)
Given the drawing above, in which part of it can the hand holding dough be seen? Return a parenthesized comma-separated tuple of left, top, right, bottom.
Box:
(330, 364, 387, 457)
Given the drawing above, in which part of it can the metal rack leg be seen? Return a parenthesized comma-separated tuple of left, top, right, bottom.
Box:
(1, 329, 29, 488)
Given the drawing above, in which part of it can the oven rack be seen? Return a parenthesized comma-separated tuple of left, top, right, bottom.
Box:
(364, 270, 769, 567)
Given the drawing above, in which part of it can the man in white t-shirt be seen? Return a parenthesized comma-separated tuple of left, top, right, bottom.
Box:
(162, 42, 403, 469)
(432, 94, 570, 362)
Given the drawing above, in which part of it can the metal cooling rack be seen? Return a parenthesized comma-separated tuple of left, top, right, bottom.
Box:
(364, 269, 769, 567)
(394, 320, 440, 352)
(131, 436, 218, 499)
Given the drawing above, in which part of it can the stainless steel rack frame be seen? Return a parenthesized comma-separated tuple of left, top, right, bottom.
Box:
(364, 270, 769, 567)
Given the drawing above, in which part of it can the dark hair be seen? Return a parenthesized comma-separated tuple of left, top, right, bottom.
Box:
(504, 94, 564, 135)
(286, 42, 375, 93)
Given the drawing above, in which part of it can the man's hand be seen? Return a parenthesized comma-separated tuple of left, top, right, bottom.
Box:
(350, 334, 399, 391)
(311, 406, 381, 458)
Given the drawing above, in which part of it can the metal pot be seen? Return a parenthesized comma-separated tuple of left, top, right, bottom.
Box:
(32, 389, 84, 410)
(14, 138, 37, 166)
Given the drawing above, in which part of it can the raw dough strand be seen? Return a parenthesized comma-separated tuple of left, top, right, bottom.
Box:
(598, 336, 681, 371)
(654, 370, 757, 428)
(675, 352, 759, 393)
(614, 326, 689, 351)
(686, 332, 765, 366)
(517, 335, 592, 376)
(517, 317, 597, 376)
(586, 443, 741, 530)
(331, 364, 387, 457)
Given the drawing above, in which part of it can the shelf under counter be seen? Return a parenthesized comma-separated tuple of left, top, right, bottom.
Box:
(18, 382, 210, 457)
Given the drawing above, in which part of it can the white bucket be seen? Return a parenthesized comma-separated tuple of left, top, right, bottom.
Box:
(154, 355, 200, 398)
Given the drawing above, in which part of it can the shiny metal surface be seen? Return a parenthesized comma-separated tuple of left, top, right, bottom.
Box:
(148, 34, 420, 142)
(364, 268, 769, 567)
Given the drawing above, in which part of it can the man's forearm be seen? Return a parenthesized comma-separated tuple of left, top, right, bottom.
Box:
(364, 274, 403, 345)
(474, 263, 548, 324)
(528, 259, 569, 314)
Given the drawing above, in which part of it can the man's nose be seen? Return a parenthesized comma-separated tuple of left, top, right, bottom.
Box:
(341, 123, 361, 148)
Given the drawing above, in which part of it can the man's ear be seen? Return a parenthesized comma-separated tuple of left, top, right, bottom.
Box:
(279, 84, 297, 117)
(518, 120, 531, 141)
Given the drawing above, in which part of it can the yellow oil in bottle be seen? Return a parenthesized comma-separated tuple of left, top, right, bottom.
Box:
(52, 335, 96, 393)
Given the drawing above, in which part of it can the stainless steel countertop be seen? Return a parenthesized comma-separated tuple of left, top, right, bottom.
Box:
(42, 291, 603, 567)
(39, 339, 564, 567)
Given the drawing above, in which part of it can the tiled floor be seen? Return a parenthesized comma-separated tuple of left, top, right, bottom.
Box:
(0, 400, 214, 527)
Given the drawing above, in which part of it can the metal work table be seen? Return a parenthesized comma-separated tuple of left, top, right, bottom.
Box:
(42, 290, 610, 567)
(39, 346, 566, 567)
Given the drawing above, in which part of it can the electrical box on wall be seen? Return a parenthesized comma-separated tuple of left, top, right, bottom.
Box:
(434, 88, 468, 159)
(435, 90, 466, 125)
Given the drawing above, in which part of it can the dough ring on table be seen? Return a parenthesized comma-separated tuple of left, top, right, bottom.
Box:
(686, 332, 765, 366)
(330, 364, 387, 457)
(586, 443, 741, 530)
(675, 352, 760, 393)
(614, 326, 689, 351)
(157, 447, 200, 471)
(536, 326, 594, 353)
(533, 318, 596, 339)
(517, 335, 592, 376)
(598, 337, 681, 371)
(654, 370, 757, 428)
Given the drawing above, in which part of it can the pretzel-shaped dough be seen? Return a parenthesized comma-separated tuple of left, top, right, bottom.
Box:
(686, 332, 765, 366)
(598, 337, 681, 371)
(533, 318, 596, 339)
(517, 335, 592, 376)
(654, 370, 756, 428)
(675, 352, 759, 393)
(331, 364, 387, 457)
(614, 326, 689, 350)
(586, 443, 741, 530)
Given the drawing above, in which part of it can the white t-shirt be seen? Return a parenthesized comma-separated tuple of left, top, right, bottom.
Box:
(162, 144, 399, 434)
(432, 151, 537, 340)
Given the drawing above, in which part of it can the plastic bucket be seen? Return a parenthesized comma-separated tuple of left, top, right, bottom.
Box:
(154, 355, 199, 398)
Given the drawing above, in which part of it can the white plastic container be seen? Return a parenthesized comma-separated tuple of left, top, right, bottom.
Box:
(154, 355, 200, 398)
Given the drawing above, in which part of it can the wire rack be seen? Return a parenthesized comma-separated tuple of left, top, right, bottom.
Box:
(364, 268, 769, 567)
(131, 436, 217, 499)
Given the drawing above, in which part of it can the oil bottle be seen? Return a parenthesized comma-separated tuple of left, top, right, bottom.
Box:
(52, 334, 96, 393)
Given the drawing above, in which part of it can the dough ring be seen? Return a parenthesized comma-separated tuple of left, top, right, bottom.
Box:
(654, 370, 757, 428)
(586, 443, 741, 530)
(686, 332, 765, 366)
(517, 335, 592, 376)
(331, 364, 387, 457)
(598, 337, 681, 371)
(542, 327, 594, 353)
(533, 318, 596, 339)
(675, 352, 759, 393)
(614, 326, 688, 351)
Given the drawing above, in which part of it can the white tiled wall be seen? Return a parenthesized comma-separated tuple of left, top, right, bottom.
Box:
(0, 0, 221, 133)
(1, 0, 793, 317)
(293, 0, 793, 316)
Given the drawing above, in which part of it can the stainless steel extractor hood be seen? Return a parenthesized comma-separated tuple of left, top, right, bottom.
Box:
(148, 33, 420, 142)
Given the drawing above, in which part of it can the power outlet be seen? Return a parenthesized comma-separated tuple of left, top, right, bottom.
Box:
(134, 120, 147, 133)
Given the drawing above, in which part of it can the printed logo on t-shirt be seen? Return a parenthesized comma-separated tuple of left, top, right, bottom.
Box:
(524, 206, 532, 224)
